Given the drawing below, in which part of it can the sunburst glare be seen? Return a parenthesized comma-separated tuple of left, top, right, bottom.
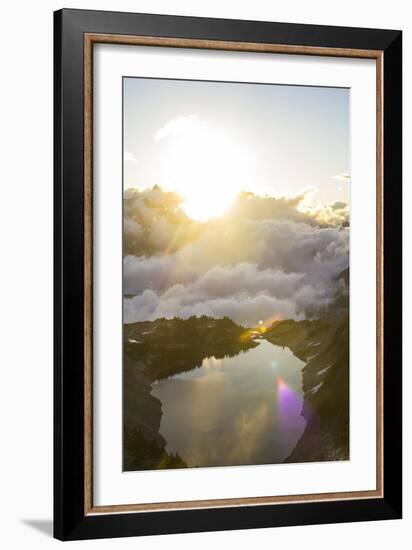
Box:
(158, 116, 252, 221)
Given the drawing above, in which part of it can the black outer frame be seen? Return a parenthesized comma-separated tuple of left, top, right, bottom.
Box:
(54, 8, 402, 541)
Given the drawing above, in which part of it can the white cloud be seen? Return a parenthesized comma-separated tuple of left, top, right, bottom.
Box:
(303, 201, 349, 226)
(124, 288, 303, 327)
(123, 186, 196, 256)
(154, 114, 204, 141)
(176, 218, 349, 279)
(124, 254, 196, 295)
(123, 220, 349, 326)
(122, 187, 349, 326)
(124, 151, 138, 163)
(332, 173, 350, 182)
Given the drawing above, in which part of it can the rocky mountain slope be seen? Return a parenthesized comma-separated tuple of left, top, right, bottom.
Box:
(264, 315, 349, 462)
(123, 316, 257, 471)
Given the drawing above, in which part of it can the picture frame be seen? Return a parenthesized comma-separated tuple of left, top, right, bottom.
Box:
(54, 8, 402, 541)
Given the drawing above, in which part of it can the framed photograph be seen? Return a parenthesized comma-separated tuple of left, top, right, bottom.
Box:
(54, 8, 402, 541)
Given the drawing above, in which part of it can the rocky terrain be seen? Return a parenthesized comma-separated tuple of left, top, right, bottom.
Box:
(124, 312, 349, 470)
(264, 315, 349, 462)
(123, 316, 257, 471)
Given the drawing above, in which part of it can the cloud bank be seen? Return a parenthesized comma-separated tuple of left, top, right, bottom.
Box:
(123, 187, 349, 327)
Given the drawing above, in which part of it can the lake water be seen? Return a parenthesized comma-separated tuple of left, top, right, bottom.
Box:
(151, 340, 306, 468)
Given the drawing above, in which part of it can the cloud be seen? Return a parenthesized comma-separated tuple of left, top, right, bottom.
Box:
(124, 287, 303, 327)
(228, 191, 315, 225)
(124, 220, 349, 326)
(124, 254, 196, 295)
(123, 186, 199, 256)
(123, 187, 349, 258)
(154, 114, 204, 141)
(332, 173, 350, 182)
(229, 191, 349, 228)
(331, 201, 347, 210)
(192, 263, 304, 298)
(124, 151, 138, 163)
(123, 186, 349, 326)
(303, 201, 349, 226)
(176, 218, 349, 279)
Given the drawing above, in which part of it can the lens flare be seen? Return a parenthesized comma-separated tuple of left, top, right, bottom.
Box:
(276, 376, 303, 418)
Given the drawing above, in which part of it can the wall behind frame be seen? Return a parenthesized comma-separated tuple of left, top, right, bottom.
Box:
(0, 1, 407, 549)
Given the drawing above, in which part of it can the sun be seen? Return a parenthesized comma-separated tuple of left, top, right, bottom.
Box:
(182, 195, 233, 222)
(159, 117, 251, 221)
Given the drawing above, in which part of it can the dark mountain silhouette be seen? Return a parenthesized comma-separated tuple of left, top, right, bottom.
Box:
(123, 316, 257, 471)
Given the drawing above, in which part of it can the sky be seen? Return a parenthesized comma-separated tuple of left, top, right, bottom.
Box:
(123, 76, 350, 220)
(123, 77, 350, 326)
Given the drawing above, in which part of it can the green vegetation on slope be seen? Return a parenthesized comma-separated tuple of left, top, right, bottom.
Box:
(125, 315, 257, 381)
